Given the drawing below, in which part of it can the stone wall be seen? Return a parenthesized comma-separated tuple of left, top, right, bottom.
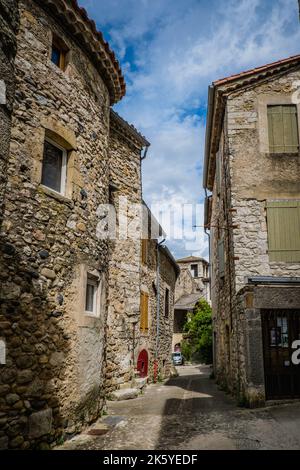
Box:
(106, 120, 177, 390)
(175, 259, 209, 303)
(106, 121, 143, 392)
(141, 242, 177, 381)
(0, 0, 112, 449)
(175, 268, 198, 302)
(0, 0, 19, 227)
(210, 122, 240, 397)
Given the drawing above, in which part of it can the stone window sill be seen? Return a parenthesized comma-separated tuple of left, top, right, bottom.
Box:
(39, 184, 74, 207)
(79, 314, 101, 328)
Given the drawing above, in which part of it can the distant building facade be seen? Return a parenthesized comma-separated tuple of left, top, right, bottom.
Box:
(173, 256, 210, 351)
(204, 55, 300, 407)
(106, 114, 179, 391)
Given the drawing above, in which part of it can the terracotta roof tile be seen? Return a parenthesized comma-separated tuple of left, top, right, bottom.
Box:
(214, 54, 300, 86)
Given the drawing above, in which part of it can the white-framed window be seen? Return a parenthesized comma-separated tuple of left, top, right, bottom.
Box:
(41, 138, 67, 195)
(190, 264, 198, 278)
(85, 274, 99, 316)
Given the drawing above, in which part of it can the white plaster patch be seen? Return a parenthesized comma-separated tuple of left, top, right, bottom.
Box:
(0, 339, 6, 364)
(0, 80, 6, 105)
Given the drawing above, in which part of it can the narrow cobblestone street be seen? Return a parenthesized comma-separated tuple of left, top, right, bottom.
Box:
(59, 364, 300, 450)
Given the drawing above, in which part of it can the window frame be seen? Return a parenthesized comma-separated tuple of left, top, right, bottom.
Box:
(257, 94, 300, 155)
(84, 274, 100, 317)
(41, 137, 67, 196)
(266, 200, 300, 263)
(190, 263, 199, 278)
(51, 34, 68, 71)
(267, 104, 299, 154)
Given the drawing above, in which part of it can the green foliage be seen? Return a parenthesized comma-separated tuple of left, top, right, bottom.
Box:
(181, 299, 213, 364)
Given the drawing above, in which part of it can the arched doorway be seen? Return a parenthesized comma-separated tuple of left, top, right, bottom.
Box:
(137, 349, 148, 378)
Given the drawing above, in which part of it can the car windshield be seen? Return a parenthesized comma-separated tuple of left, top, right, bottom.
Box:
(173, 353, 181, 357)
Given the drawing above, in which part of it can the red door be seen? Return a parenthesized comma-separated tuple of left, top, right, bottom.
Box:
(137, 349, 148, 378)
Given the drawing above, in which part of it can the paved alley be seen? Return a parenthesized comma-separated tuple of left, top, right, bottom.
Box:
(59, 364, 300, 450)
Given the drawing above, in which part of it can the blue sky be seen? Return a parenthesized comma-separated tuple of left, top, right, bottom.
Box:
(80, 0, 300, 259)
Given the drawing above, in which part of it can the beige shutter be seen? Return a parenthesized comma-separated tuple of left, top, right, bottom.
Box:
(268, 105, 299, 153)
(266, 200, 300, 262)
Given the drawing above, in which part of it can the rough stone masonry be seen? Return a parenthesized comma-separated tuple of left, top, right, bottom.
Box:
(0, 0, 125, 449)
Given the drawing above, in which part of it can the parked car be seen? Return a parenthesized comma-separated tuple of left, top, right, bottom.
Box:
(172, 352, 184, 366)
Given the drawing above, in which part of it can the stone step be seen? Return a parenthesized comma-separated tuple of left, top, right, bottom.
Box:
(133, 377, 148, 390)
(109, 388, 140, 401)
(119, 381, 132, 390)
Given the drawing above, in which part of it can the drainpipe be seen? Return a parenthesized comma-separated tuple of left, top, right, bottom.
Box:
(154, 238, 166, 382)
(140, 144, 150, 204)
(141, 145, 149, 161)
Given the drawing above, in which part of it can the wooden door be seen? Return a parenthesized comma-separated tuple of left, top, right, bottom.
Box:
(137, 349, 148, 378)
(261, 309, 300, 399)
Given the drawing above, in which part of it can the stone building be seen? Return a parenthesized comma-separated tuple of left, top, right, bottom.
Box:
(203, 55, 300, 407)
(0, 0, 126, 449)
(172, 256, 210, 351)
(106, 122, 180, 391)
(0, 0, 179, 449)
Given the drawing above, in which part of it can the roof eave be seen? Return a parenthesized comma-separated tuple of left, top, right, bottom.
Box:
(203, 85, 215, 191)
(110, 110, 150, 148)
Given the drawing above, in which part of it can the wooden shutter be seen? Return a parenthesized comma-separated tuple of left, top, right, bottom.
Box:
(267, 105, 299, 153)
(218, 239, 225, 277)
(140, 292, 149, 332)
(266, 200, 300, 262)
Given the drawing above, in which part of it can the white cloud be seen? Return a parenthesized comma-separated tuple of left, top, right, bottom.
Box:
(80, 0, 300, 258)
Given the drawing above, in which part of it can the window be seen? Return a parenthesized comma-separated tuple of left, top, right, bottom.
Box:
(266, 200, 300, 262)
(190, 264, 198, 278)
(85, 275, 99, 316)
(141, 239, 148, 265)
(140, 291, 149, 333)
(51, 35, 68, 71)
(270, 317, 289, 348)
(41, 139, 67, 194)
(267, 105, 299, 154)
(164, 288, 170, 317)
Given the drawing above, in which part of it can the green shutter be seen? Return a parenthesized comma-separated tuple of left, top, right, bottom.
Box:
(267, 105, 299, 153)
(266, 200, 300, 262)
